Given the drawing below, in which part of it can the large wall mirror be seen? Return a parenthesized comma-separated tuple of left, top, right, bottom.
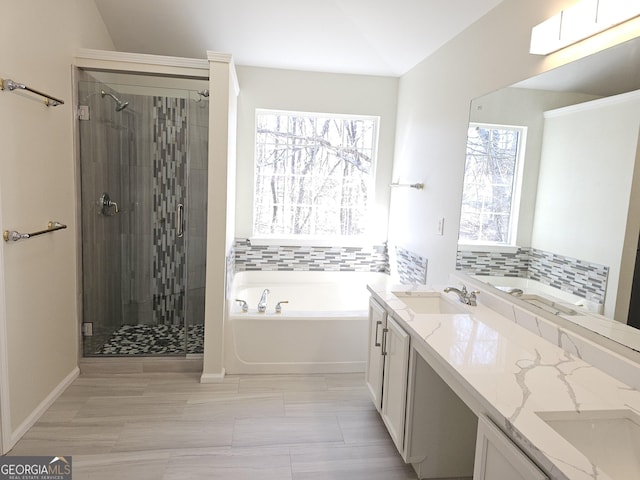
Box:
(456, 36, 640, 354)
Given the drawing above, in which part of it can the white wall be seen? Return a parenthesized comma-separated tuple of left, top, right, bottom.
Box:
(390, 0, 640, 283)
(0, 0, 113, 449)
(234, 66, 398, 243)
(532, 92, 640, 320)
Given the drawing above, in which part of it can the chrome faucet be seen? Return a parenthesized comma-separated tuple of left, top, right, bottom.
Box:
(257, 288, 270, 313)
(444, 285, 479, 306)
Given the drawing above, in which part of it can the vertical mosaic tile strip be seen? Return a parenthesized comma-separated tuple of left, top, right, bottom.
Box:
(528, 248, 608, 304)
(152, 96, 187, 325)
(234, 238, 389, 273)
(456, 248, 530, 277)
(394, 246, 428, 285)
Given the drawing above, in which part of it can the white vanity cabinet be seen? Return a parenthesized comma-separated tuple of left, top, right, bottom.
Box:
(380, 314, 410, 452)
(366, 298, 410, 452)
(366, 298, 387, 410)
(473, 416, 549, 480)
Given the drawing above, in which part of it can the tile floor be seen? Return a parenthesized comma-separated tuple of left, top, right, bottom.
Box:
(8, 372, 419, 479)
(94, 324, 205, 355)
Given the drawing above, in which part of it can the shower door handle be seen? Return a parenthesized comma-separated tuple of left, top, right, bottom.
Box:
(177, 204, 184, 238)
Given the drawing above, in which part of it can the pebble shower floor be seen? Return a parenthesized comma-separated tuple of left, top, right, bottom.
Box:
(97, 324, 204, 355)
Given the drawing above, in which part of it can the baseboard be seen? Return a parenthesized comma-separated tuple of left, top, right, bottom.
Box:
(9, 367, 80, 450)
(200, 368, 225, 383)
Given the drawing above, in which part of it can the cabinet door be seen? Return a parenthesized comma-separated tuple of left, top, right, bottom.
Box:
(381, 314, 410, 453)
(366, 298, 387, 412)
(474, 416, 548, 480)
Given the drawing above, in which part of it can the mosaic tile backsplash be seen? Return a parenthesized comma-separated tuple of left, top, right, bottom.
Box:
(456, 247, 608, 304)
(393, 246, 428, 285)
(234, 238, 389, 272)
(528, 249, 608, 304)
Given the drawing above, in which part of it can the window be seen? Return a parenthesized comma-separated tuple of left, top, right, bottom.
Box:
(458, 123, 526, 245)
(253, 109, 378, 239)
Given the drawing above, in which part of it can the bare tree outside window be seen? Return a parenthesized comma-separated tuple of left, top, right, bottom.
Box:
(254, 110, 378, 237)
(459, 124, 525, 244)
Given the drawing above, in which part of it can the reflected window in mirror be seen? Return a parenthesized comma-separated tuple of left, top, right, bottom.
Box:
(458, 124, 526, 247)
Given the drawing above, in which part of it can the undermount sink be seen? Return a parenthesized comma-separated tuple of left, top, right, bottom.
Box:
(392, 293, 467, 314)
(537, 410, 640, 479)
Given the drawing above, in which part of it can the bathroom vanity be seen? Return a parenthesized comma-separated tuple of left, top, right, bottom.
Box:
(366, 277, 640, 480)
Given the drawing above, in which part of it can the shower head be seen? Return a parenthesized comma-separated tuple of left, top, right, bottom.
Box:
(197, 89, 209, 98)
(101, 90, 129, 112)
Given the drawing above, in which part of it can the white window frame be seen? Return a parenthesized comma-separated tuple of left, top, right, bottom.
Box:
(458, 122, 527, 250)
(251, 109, 379, 245)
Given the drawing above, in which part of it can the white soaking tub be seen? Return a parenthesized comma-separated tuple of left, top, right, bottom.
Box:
(225, 271, 387, 374)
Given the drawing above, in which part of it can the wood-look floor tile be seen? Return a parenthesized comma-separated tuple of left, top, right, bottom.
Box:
(183, 392, 284, 421)
(144, 372, 240, 396)
(72, 451, 171, 480)
(290, 443, 418, 480)
(163, 447, 292, 480)
(238, 375, 328, 393)
(72, 394, 188, 424)
(8, 423, 124, 456)
(113, 419, 235, 452)
(337, 411, 396, 444)
(232, 416, 343, 447)
(284, 389, 375, 417)
(324, 372, 368, 389)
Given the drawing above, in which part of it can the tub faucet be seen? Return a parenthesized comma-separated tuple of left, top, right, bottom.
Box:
(257, 289, 270, 313)
(444, 285, 479, 306)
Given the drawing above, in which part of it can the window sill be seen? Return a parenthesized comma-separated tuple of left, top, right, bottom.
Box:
(249, 236, 377, 248)
(457, 244, 521, 254)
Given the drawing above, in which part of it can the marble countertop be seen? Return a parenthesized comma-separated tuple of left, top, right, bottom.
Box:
(367, 278, 640, 480)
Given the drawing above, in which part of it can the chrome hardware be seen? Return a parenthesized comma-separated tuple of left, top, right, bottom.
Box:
(3, 221, 67, 242)
(1, 78, 64, 107)
(257, 289, 270, 313)
(381, 327, 389, 356)
(98, 192, 119, 216)
(177, 203, 184, 238)
(506, 288, 524, 296)
(275, 301, 289, 313)
(374, 320, 383, 347)
(235, 299, 248, 313)
(444, 285, 480, 306)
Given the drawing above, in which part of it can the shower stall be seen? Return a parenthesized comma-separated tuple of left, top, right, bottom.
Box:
(77, 70, 209, 356)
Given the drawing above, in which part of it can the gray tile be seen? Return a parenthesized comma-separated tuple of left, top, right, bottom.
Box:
(163, 447, 292, 480)
(114, 419, 234, 452)
(233, 416, 344, 447)
(290, 443, 418, 480)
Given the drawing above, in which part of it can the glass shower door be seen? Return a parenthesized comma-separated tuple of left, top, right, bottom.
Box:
(79, 73, 208, 356)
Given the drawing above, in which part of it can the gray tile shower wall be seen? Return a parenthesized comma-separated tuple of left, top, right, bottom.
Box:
(234, 238, 389, 273)
(456, 247, 608, 303)
(393, 246, 427, 284)
(152, 97, 187, 325)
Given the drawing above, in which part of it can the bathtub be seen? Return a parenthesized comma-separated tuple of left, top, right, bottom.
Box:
(225, 271, 387, 374)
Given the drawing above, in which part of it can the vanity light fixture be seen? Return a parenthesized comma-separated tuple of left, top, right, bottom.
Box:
(530, 0, 640, 55)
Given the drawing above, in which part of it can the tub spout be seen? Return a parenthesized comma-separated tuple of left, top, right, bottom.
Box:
(258, 289, 270, 313)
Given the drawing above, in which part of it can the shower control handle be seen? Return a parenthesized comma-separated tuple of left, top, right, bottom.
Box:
(98, 192, 119, 216)
(177, 203, 184, 238)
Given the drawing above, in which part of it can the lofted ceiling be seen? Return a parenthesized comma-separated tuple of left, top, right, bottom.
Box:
(93, 0, 505, 76)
